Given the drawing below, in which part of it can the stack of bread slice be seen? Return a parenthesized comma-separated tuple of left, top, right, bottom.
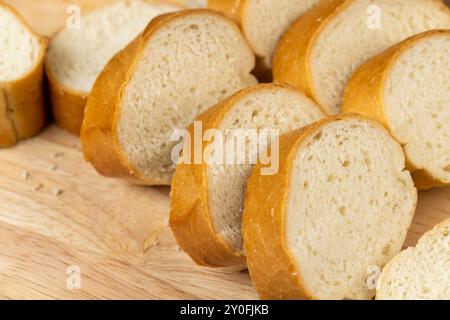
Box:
(0, 3, 47, 147)
(170, 83, 325, 268)
(343, 30, 450, 190)
(46, 0, 180, 135)
(273, 0, 450, 115)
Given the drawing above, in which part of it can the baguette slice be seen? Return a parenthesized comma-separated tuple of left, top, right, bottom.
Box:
(209, 0, 320, 75)
(46, 0, 180, 135)
(343, 30, 450, 190)
(243, 115, 417, 300)
(81, 9, 257, 185)
(273, 0, 450, 116)
(170, 83, 325, 267)
(0, 2, 47, 147)
(377, 218, 450, 300)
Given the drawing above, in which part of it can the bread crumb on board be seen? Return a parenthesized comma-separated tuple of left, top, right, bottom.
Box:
(52, 152, 64, 158)
(22, 171, 30, 180)
(34, 183, 44, 191)
(52, 188, 64, 196)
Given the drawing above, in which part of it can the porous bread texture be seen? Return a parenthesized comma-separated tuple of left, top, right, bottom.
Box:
(286, 118, 416, 299)
(343, 30, 450, 189)
(273, 0, 450, 115)
(244, 0, 319, 66)
(46, 0, 178, 93)
(386, 33, 450, 187)
(243, 116, 417, 300)
(0, 6, 41, 81)
(0, 3, 47, 147)
(82, 9, 257, 185)
(377, 219, 450, 300)
(208, 84, 325, 255)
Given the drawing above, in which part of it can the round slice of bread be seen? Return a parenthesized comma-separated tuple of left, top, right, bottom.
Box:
(343, 30, 450, 190)
(209, 0, 320, 76)
(45, 0, 180, 135)
(0, 2, 47, 148)
(243, 115, 418, 300)
(273, 0, 450, 116)
(81, 9, 257, 185)
(170, 83, 325, 268)
(377, 218, 450, 300)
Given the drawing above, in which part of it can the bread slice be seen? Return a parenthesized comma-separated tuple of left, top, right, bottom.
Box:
(209, 0, 320, 73)
(343, 30, 450, 190)
(377, 218, 450, 300)
(81, 9, 257, 185)
(273, 0, 450, 116)
(0, 2, 47, 148)
(243, 115, 417, 300)
(170, 83, 325, 267)
(45, 0, 180, 135)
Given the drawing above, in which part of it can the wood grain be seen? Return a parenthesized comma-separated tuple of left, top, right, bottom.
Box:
(0, 0, 449, 300)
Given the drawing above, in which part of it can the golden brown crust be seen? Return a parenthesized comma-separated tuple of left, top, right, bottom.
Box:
(272, 0, 349, 115)
(242, 114, 414, 299)
(81, 9, 250, 185)
(0, 3, 47, 148)
(342, 30, 450, 190)
(208, 0, 245, 23)
(45, 64, 87, 136)
(170, 84, 295, 268)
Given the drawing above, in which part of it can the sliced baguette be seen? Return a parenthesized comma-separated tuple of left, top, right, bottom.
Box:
(243, 115, 417, 299)
(46, 0, 180, 135)
(209, 0, 320, 76)
(273, 0, 450, 116)
(343, 30, 450, 190)
(0, 2, 47, 147)
(81, 9, 257, 185)
(377, 218, 450, 300)
(170, 83, 325, 267)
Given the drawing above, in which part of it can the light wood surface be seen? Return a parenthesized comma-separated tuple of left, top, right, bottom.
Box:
(0, 0, 449, 300)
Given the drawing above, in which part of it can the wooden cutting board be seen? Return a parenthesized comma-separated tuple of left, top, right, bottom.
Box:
(0, 0, 449, 300)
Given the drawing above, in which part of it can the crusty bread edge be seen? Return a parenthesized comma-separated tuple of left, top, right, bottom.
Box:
(272, 0, 350, 115)
(170, 84, 302, 268)
(0, 2, 47, 148)
(376, 218, 450, 300)
(81, 9, 254, 185)
(342, 29, 450, 190)
(242, 114, 417, 300)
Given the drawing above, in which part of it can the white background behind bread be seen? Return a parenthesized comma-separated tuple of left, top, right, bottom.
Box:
(0, 0, 448, 299)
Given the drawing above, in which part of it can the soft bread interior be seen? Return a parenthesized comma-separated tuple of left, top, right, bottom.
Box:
(46, 0, 178, 93)
(310, 0, 450, 115)
(242, 0, 319, 66)
(385, 34, 450, 185)
(117, 11, 257, 183)
(286, 118, 416, 299)
(377, 219, 450, 300)
(0, 6, 41, 81)
(208, 85, 324, 253)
